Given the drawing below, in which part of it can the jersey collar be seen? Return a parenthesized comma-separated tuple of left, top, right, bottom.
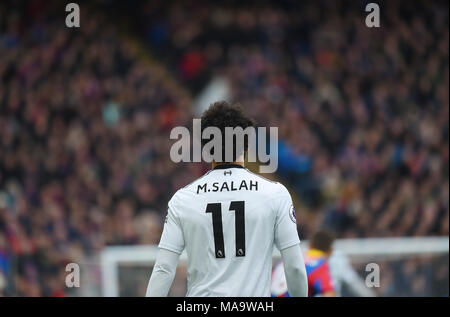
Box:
(307, 249, 327, 258)
(212, 163, 245, 170)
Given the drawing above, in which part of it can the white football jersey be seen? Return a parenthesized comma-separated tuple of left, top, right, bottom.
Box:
(159, 164, 300, 297)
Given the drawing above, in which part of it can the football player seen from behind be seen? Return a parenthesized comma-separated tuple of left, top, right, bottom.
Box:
(146, 101, 308, 297)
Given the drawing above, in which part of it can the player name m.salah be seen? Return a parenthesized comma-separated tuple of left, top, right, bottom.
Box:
(197, 180, 258, 194)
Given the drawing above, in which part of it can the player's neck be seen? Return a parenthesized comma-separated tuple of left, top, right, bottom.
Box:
(212, 161, 245, 169)
(212, 153, 246, 169)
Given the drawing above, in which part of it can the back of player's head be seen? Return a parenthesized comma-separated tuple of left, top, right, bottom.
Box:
(200, 101, 254, 163)
(310, 230, 335, 253)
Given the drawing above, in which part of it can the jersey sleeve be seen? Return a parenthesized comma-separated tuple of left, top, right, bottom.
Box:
(158, 197, 185, 254)
(274, 185, 301, 251)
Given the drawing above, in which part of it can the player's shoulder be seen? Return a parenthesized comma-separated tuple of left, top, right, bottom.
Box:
(243, 168, 279, 186)
(243, 169, 290, 196)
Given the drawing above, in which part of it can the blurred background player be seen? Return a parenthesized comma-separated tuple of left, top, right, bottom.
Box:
(272, 231, 335, 297)
(303, 231, 335, 296)
(271, 231, 336, 297)
(272, 230, 377, 297)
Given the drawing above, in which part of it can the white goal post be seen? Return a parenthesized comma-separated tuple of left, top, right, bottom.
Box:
(99, 236, 449, 297)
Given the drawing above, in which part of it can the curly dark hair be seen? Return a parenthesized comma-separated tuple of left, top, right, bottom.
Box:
(200, 101, 254, 163)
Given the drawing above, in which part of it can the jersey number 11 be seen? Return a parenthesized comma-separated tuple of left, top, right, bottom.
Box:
(205, 201, 245, 258)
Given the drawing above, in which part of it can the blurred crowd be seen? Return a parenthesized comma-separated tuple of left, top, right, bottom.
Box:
(0, 0, 448, 296)
(0, 0, 198, 296)
(139, 0, 449, 239)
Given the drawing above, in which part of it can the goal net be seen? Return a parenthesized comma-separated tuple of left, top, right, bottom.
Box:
(79, 236, 449, 297)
